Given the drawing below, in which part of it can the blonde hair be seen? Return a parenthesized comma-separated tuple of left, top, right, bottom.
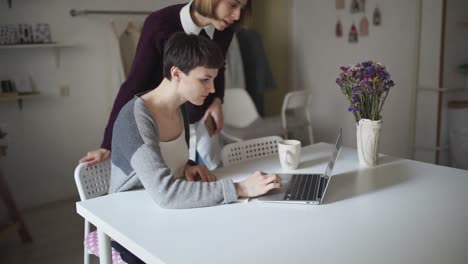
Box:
(191, 0, 252, 30)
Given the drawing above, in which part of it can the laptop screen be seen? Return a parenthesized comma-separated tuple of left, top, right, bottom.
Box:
(318, 129, 343, 203)
(324, 129, 343, 178)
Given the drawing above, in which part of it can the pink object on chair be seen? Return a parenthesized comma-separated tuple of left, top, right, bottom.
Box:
(84, 230, 127, 264)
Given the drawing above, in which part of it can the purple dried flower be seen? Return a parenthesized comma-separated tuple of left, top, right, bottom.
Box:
(352, 94, 361, 103)
(352, 86, 362, 93)
(378, 71, 389, 79)
(362, 61, 372, 67)
(336, 60, 395, 121)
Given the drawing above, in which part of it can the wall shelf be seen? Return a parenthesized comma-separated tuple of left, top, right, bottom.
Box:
(0, 92, 40, 110)
(0, 43, 75, 67)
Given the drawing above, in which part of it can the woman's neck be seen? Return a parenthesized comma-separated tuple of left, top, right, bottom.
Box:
(190, 7, 212, 27)
(142, 78, 185, 114)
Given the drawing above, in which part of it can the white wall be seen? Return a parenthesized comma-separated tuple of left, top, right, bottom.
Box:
(291, 0, 421, 158)
(0, 0, 181, 214)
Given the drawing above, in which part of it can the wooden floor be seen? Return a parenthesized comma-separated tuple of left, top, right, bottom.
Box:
(0, 198, 99, 264)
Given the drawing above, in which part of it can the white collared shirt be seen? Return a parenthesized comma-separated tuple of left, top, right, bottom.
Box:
(180, 0, 215, 39)
(180, 2, 221, 169)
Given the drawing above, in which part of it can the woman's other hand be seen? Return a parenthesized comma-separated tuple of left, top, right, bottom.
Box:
(235, 171, 282, 198)
(79, 148, 110, 166)
(203, 98, 224, 133)
(185, 164, 217, 182)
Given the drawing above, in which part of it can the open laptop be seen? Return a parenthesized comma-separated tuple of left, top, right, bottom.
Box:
(258, 129, 342, 205)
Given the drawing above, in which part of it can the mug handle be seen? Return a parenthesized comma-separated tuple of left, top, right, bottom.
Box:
(285, 150, 294, 167)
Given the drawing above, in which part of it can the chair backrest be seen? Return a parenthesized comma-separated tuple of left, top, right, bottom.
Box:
(281, 90, 314, 143)
(281, 90, 312, 127)
(282, 90, 311, 110)
(74, 159, 111, 201)
(221, 136, 283, 167)
(281, 90, 312, 135)
(223, 88, 260, 127)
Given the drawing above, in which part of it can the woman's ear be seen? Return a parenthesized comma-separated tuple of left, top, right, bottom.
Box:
(170, 66, 181, 81)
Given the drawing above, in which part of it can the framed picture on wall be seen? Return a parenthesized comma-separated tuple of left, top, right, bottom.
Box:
(351, 0, 366, 13)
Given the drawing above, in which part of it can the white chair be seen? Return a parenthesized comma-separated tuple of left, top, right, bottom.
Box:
(74, 160, 125, 264)
(281, 90, 314, 145)
(221, 136, 283, 166)
(221, 88, 286, 143)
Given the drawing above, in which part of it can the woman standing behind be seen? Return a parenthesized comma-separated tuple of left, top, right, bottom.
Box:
(80, 0, 250, 166)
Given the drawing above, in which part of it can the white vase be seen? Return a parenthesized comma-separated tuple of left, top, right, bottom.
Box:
(356, 119, 382, 167)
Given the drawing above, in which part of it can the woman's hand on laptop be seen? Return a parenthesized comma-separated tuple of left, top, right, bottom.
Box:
(79, 148, 110, 166)
(184, 164, 217, 182)
(235, 171, 282, 198)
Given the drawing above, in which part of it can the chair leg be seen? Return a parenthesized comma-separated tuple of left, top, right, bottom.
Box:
(98, 229, 112, 264)
(0, 167, 32, 243)
(307, 125, 314, 145)
(84, 246, 90, 264)
(84, 221, 90, 264)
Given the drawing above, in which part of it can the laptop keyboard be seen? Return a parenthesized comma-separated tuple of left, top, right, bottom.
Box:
(284, 174, 321, 201)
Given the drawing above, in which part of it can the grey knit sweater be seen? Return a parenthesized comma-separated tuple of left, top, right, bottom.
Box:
(109, 97, 238, 209)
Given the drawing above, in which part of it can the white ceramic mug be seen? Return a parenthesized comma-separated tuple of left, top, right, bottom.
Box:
(278, 140, 302, 170)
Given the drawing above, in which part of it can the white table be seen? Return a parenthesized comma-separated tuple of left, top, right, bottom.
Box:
(76, 143, 468, 264)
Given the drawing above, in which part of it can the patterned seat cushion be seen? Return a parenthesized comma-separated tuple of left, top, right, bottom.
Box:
(84, 230, 127, 264)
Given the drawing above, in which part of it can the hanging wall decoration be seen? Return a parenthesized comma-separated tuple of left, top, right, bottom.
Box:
(373, 6, 382, 26)
(359, 16, 369, 36)
(348, 23, 358, 43)
(350, 0, 360, 13)
(336, 19, 343, 38)
(359, 0, 366, 12)
(336, 0, 345, 10)
(351, 0, 366, 13)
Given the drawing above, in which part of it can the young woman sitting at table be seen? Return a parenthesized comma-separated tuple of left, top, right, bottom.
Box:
(108, 32, 281, 264)
(109, 33, 281, 208)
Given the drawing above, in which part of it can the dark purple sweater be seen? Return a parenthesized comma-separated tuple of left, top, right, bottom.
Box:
(101, 3, 234, 150)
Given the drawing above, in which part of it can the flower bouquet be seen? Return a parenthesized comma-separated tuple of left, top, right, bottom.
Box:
(336, 61, 395, 167)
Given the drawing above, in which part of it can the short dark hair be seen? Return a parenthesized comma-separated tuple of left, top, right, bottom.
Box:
(163, 33, 224, 80)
